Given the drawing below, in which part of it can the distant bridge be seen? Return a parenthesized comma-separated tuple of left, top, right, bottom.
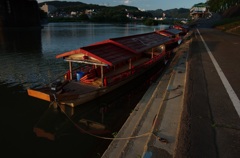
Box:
(0, 0, 41, 28)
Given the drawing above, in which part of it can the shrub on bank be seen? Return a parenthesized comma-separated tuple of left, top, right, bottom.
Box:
(213, 16, 240, 34)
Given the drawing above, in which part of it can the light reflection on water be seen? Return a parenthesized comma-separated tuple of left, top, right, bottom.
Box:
(0, 23, 168, 89)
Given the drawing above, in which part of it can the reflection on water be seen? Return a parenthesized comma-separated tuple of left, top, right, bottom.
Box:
(0, 28, 42, 52)
(0, 23, 168, 90)
(0, 23, 169, 157)
(0, 28, 44, 88)
(32, 60, 165, 157)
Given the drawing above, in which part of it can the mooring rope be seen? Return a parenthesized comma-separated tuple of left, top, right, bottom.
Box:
(47, 73, 182, 142)
(47, 64, 184, 142)
(50, 100, 153, 141)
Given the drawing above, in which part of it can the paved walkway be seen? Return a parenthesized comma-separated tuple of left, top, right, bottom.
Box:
(176, 27, 240, 158)
(102, 16, 240, 157)
(101, 32, 192, 158)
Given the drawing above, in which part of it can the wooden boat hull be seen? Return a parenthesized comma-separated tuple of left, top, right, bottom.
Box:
(61, 69, 152, 107)
(28, 57, 167, 107)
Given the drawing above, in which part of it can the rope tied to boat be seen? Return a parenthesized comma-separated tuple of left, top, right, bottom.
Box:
(47, 100, 159, 141)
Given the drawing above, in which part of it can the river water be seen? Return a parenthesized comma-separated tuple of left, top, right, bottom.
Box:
(0, 23, 169, 157)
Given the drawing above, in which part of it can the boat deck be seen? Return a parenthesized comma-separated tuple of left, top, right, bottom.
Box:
(63, 81, 99, 94)
(65, 55, 158, 91)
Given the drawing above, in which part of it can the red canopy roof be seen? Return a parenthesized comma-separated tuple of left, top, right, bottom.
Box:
(80, 42, 135, 66)
(56, 31, 171, 66)
(156, 28, 182, 36)
(109, 32, 170, 54)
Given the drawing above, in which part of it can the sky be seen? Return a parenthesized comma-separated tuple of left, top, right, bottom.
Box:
(37, 0, 206, 11)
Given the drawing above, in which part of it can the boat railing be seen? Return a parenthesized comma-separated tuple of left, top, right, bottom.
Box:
(103, 52, 167, 86)
(63, 65, 92, 81)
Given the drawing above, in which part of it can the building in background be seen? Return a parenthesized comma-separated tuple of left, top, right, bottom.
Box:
(40, 3, 56, 15)
(190, 3, 211, 19)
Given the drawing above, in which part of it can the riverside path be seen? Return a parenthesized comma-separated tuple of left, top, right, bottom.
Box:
(102, 15, 240, 158)
(176, 22, 240, 157)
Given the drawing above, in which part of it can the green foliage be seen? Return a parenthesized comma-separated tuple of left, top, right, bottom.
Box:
(213, 16, 240, 28)
(112, 132, 118, 137)
(79, 14, 89, 21)
(143, 18, 159, 26)
(213, 16, 240, 35)
(39, 1, 191, 23)
(159, 18, 183, 25)
(39, 1, 85, 8)
(89, 7, 131, 23)
(148, 8, 190, 18)
(207, 0, 239, 13)
(47, 16, 89, 22)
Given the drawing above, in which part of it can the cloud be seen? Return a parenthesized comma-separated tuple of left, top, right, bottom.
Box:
(123, 0, 130, 5)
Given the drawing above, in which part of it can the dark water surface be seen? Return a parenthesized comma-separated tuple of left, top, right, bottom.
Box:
(0, 23, 169, 157)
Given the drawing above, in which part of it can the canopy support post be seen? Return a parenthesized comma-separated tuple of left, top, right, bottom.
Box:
(101, 65, 104, 87)
(151, 48, 154, 58)
(129, 59, 132, 69)
(69, 61, 73, 80)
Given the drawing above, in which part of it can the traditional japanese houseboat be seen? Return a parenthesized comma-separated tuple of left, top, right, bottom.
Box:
(155, 28, 183, 50)
(27, 31, 174, 108)
(171, 24, 190, 36)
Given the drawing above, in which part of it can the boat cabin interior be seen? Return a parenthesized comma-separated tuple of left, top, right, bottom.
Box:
(61, 44, 167, 88)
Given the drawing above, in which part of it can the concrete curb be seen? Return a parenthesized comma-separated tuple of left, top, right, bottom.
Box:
(142, 44, 189, 158)
(101, 32, 192, 158)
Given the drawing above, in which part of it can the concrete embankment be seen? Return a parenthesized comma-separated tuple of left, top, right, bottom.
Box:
(101, 31, 193, 158)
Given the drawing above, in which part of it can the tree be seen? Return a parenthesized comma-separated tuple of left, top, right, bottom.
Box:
(143, 18, 158, 26)
(207, 0, 239, 13)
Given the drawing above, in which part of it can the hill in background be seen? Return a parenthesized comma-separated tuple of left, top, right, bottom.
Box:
(39, 1, 191, 19)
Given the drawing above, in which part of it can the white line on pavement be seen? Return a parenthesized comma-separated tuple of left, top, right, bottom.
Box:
(197, 29, 240, 118)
